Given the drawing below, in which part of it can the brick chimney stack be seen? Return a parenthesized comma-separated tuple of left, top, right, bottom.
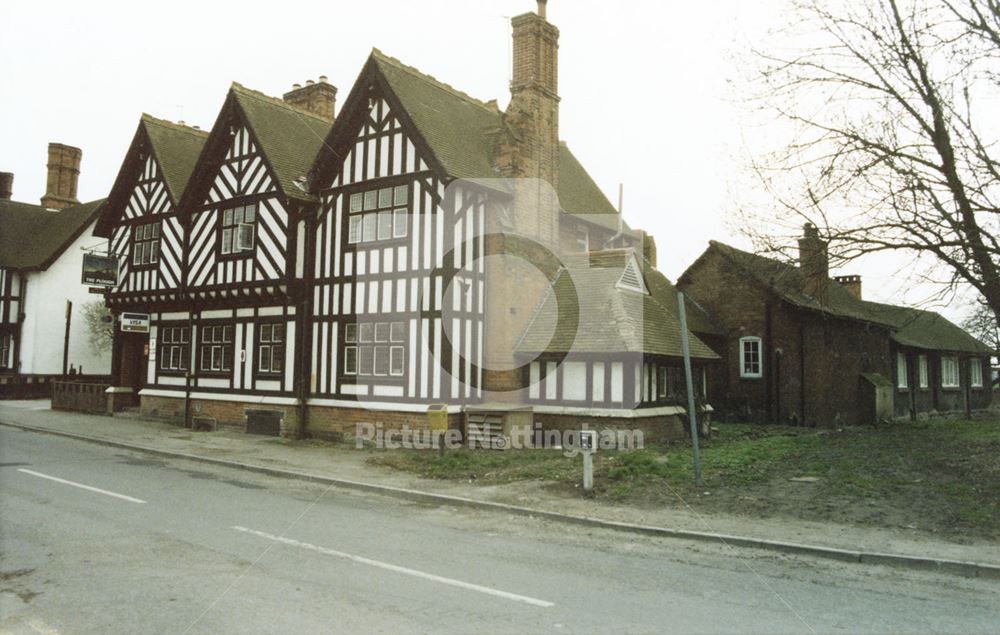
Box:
(41, 143, 82, 210)
(283, 76, 337, 120)
(833, 274, 862, 300)
(0, 172, 12, 200)
(798, 223, 829, 298)
(497, 0, 561, 248)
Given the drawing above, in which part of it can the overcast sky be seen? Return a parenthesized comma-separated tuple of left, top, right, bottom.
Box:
(0, 0, 972, 321)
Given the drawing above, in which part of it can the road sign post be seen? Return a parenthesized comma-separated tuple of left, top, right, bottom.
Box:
(579, 429, 596, 491)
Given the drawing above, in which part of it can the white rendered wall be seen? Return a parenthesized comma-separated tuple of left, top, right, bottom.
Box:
(18, 220, 111, 375)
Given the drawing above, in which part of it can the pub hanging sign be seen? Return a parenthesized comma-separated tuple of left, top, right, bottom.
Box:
(81, 253, 118, 287)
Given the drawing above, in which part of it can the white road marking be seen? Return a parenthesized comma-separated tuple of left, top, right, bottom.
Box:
(17, 469, 147, 504)
(232, 526, 555, 608)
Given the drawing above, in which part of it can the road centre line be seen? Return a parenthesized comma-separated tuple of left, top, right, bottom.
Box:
(17, 468, 147, 504)
(232, 525, 555, 608)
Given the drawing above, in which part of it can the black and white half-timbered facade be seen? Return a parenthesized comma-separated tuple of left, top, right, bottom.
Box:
(99, 6, 720, 440)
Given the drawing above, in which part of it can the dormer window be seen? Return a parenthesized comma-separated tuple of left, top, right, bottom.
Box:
(220, 203, 256, 256)
(132, 221, 160, 268)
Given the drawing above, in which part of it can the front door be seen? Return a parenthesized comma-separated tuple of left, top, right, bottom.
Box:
(120, 332, 149, 394)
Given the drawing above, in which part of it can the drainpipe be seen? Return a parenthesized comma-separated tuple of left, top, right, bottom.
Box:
(62, 300, 73, 377)
(184, 311, 194, 428)
(799, 324, 807, 426)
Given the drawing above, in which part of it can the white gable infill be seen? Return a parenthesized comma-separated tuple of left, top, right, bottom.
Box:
(327, 96, 430, 190)
(204, 126, 277, 205)
(616, 254, 648, 294)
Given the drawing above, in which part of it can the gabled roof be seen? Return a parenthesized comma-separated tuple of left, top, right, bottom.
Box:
(0, 198, 105, 270)
(860, 302, 993, 354)
(180, 83, 333, 211)
(682, 240, 990, 354)
(231, 83, 332, 201)
(144, 114, 209, 202)
(312, 49, 624, 227)
(694, 241, 896, 327)
(515, 248, 720, 359)
(371, 49, 502, 183)
(96, 114, 207, 237)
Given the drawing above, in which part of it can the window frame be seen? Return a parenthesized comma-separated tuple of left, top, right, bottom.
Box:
(970, 358, 984, 388)
(896, 352, 909, 390)
(341, 321, 406, 380)
(218, 203, 257, 258)
(0, 333, 11, 369)
(344, 183, 410, 248)
(131, 221, 161, 270)
(918, 354, 929, 389)
(198, 323, 235, 374)
(739, 336, 763, 379)
(941, 355, 960, 389)
(256, 322, 286, 376)
(158, 325, 190, 374)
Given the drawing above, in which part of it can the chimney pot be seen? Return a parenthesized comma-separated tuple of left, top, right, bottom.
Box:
(40, 143, 82, 210)
(537, 0, 547, 18)
(833, 274, 862, 300)
(283, 78, 338, 120)
(0, 172, 13, 200)
(319, 75, 328, 83)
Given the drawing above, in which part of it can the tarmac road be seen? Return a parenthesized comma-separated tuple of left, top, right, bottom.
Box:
(1, 425, 997, 634)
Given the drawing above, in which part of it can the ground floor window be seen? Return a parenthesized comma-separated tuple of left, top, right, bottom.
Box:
(343, 320, 405, 377)
(257, 323, 285, 375)
(918, 355, 929, 388)
(941, 356, 960, 388)
(739, 336, 762, 378)
(159, 326, 190, 371)
(970, 358, 983, 388)
(0, 333, 12, 369)
(199, 324, 234, 372)
(896, 352, 908, 389)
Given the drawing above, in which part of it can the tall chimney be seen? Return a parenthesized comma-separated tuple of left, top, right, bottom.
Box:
(0, 172, 12, 200)
(507, 2, 560, 189)
(41, 143, 82, 210)
(283, 77, 337, 120)
(798, 223, 829, 298)
(833, 274, 862, 300)
(497, 1, 561, 246)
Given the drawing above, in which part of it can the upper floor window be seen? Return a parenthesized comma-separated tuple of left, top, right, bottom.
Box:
(918, 355, 929, 389)
(970, 358, 983, 388)
(199, 324, 234, 373)
(896, 353, 908, 389)
(159, 326, 190, 372)
(347, 185, 408, 246)
(343, 320, 405, 377)
(220, 203, 256, 256)
(257, 323, 285, 375)
(739, 336, 762, 379)
(941, 356, 960, 388)
(132, 222, 160, 267)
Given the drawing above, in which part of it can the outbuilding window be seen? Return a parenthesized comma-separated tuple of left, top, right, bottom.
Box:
(970, 359, 983, 388)
(896, 353, 908, 389)
(918, 355, 929, 389)
(739, 337, 763, 379)
(941, 356, 960, 388)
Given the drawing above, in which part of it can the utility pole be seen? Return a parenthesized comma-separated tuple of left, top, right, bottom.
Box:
(677, 292, 703, 486)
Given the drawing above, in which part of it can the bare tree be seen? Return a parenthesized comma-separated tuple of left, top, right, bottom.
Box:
(742, 0, 1000, 326)
(82, 300, 113, 355)
(962, 297, 1000, 351)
